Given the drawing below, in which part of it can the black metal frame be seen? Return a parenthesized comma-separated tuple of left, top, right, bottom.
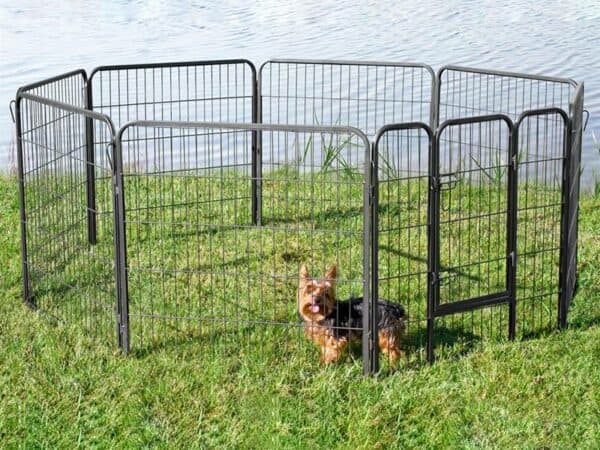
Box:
(86, 59, 259, 234)
(13, 59, 585, 374)
(433, 114, 515, 315)
(16, 88, 122, 345)
(432, 114, 514, 360)
(372, 122, 435, 368)
(434, 65, 579, 348)
(560, 84, 584, 328)
(14, 69, 89, 306)
(116, 120, 373, 373)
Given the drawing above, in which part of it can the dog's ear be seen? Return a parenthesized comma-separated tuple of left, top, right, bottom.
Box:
(324, 264, 337, 282)
(299, 264, 310, 285)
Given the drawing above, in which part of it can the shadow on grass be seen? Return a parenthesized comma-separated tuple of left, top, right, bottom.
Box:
(379, 244, 485, 284)
(125, 322, 333, 376)
(561, 292, 600, 330)
(126, 316, 487, 373)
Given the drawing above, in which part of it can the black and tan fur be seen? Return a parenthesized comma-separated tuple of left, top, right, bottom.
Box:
(298, 264, 406, 364)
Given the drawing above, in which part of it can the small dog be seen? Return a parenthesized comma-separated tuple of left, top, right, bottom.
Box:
(297, 264, 406, 364)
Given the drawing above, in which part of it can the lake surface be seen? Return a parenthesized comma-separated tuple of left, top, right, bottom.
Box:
(1, 0, 599, 185)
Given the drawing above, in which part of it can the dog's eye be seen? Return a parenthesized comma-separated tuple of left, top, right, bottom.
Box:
(305, 285, 314, 293)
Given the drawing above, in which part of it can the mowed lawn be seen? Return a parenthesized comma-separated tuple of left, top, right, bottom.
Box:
(0, 174, 599, 449)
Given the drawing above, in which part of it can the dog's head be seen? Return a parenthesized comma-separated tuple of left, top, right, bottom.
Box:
(297, 264, 336, 323)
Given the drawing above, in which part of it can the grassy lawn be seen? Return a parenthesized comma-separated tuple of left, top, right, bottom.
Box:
(1, 171, 599, 448)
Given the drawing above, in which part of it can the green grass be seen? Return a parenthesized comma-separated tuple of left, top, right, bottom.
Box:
(23, 165, 576, 359)
(1, 172, 599, 448)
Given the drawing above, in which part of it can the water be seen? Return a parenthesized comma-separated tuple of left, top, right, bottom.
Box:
(1, 0, 599, 185)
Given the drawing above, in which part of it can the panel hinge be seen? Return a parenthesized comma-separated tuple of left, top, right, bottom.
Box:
(430, 176, 438, 190)
(117, 313, 126, 332)
(431, 272, 438, 285)
(9, 100, 16, 123)
(439, 173, 459, 191)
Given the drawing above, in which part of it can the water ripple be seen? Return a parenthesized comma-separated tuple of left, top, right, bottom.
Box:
(1, 0, 598, 182)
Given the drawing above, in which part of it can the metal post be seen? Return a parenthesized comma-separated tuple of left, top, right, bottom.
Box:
(372, 123, 435, 367)
(427, 131, 438, 363)
(558, 120, 572, 330)
(507, 127, 518, 340)
(368, 141, 380, 374)
(431, 75, 439, 130)
(362, 155, 374, 375)
(111, 135, 130, 353)
(15, 95, 34, 307)
(429, 83, 439, 360)
(514, 108, 570, 331)
(565, 84, 584, 321)
(85, 81, 97, 245)
(252, 75, 261, 225)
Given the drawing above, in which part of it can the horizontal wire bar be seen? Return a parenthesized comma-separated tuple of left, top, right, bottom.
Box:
(125, 220, 364, 236)
(127, 266, 365, 283)
(94, 95, 253, 109)
(128, 313, 363, 331)
(123, 197, 252, 212)
(120, 129, 252, 143)
(20, 111, 82, 135)
(378, 222, 427, 233)
(261, 95, 430, 104)
(439, 255, 507, 273)
(440, 210, 507, 225)
(121, 163, 252, 177)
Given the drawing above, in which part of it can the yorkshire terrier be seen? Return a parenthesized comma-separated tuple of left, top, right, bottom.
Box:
(297, 264, 406, 364)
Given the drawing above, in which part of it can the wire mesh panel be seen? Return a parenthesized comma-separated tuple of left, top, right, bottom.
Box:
(432, 116, 514, 357)
(259, 60, 435, 136)
(515, 109, 569, 336)
(436, 66, 575, 124)
(12, 61, 586, 371)
(17, 69, 87, 106)
(89, 61, 256, 126)
(15, 70, 99, 244)
(373, 124, 433, 364)
(437, 66, 578, 339)
(15, 92, 117, 343)
(117, 122, 373, 371)
(436, 117, 513, 304)
(88, 60, 259, 243)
